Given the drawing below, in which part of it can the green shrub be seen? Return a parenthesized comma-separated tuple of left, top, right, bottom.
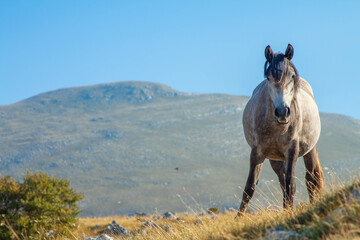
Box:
(207, 207, 220, 214)
(0, 170, 83, 239)
(0, 175, 22, 239)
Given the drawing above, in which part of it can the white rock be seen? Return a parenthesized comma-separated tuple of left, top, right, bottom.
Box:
(84, 234, 114, 240)
(96, 234, 114, 240)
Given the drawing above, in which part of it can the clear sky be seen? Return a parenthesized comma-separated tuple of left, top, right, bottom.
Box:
(1, 1, 360, 119)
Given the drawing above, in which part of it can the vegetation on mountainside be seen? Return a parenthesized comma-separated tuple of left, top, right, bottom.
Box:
(1, 81, 360, 216)
(0, 171, 83, 239)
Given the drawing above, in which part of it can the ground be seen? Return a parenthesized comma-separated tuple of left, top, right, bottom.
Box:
(74, 179, 360, 240)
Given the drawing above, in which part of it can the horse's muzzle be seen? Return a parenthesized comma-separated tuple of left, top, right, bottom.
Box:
(275, 106, 290, 124)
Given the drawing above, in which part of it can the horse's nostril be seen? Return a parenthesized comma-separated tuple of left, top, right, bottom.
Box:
(275, 107, 290, 119)
(286, 107, 291, 117)
(274, 108, 280, 117)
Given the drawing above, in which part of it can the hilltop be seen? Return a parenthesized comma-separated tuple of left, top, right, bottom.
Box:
(1, 81, 360, 216)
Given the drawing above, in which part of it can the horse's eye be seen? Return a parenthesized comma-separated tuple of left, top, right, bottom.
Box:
(292, 74, 296, 79)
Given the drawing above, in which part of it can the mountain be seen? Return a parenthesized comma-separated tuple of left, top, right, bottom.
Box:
(1, 81, 360, 216)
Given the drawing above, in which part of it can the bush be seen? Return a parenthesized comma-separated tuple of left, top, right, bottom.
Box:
(207, 207, 220, 214)
(0, 170, 83, 239)
(0, 175, 22, 239)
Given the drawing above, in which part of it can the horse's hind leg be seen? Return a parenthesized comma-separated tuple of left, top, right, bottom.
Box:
(303, 146, 324, 203)
(269, 160, 286, 208)
(237, 147, 265, 216)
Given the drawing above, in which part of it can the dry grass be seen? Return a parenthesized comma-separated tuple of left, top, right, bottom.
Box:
(5, 176, 360, 239)
(72, 178, 360, 240)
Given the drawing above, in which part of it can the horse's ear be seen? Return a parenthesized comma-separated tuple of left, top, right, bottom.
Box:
(285, 44, 294, 60)
(265, 45, 273, 62)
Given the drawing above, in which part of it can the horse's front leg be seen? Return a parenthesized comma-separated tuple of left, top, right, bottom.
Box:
(237, 147, 265, 217)
(284, 141, 299, 209)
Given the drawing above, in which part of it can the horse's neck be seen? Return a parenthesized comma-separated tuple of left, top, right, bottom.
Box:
(263, 82, 275, 118)
(264, 91, 274, 119)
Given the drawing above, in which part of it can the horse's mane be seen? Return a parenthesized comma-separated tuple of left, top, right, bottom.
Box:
(264, 53, 299, 84)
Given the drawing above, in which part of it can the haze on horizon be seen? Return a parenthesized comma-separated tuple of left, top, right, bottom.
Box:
(1, 1, 360, 119)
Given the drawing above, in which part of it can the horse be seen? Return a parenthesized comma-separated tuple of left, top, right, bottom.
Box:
(237, 44, 324, 216)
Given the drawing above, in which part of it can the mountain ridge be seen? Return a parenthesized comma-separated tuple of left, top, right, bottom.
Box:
(1, 81, 360, 216)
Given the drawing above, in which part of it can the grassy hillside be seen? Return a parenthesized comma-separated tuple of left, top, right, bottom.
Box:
(9, 177, 356, 240)
(1, 81, 360, 216)
(74, 178, 360, 240)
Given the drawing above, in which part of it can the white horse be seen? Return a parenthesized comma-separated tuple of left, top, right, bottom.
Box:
(238, 44, 324, 216)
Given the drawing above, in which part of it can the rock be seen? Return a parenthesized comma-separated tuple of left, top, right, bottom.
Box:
(142, 220, 161, 229)
(137, 228, 147, 235)
(163, 211, 176, 219)
(83, 234, 114, 240)
(263, 227, 301, 240)
(164, 225, 170, 232)
(96, 235, 114, 240)
(105, 220, 130, 237)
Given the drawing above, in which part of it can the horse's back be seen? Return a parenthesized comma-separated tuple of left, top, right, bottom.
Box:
(298, 77, 315, 99)
(297, 78, 321, 156)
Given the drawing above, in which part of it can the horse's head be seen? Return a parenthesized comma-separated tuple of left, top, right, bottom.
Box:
(264, 44, 298, 124)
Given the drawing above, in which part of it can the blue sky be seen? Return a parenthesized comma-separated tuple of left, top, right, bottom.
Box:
(1, 1, 360, 119)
